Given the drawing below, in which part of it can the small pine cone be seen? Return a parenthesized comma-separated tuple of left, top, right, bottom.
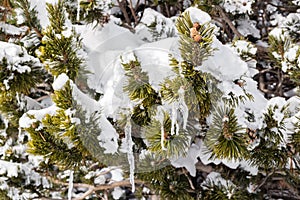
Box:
(31, 122, 38, 129)
(193, 22, 201, 31)
(190, 27, 198, 38)
(193, 34, 202, 42)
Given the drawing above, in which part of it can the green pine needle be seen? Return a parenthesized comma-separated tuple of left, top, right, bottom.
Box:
(176, 11, 215, 66)
(145, 113, 190, 158)
(205, 106, 248, 160)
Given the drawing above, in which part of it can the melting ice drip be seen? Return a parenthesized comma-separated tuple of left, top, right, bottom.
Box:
(170, 87, 189, 135)
(178, 87, 189, 130)
(77, 0, 80, 21)
(68, 170, 74, 200)
(157, 106, 167, 150)
(125, 120, 135, 192)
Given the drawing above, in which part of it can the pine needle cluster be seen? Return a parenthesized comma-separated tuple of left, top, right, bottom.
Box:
(39, 0, 85, 80)
(205, 106, 248, 160)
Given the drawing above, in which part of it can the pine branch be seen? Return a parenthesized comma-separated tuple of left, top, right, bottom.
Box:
(176, 11, 215, 65)
(205, 106, 248, 160)
(15, 0, 42, 38)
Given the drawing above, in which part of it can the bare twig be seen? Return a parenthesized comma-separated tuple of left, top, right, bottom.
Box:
(253, 170, 275, 192)
(73, 187, 94, 200)
(45, 175, 144, 199)
(164, 2, 170, 18)
(195, 161, 213, 173)
(117, 0, 132, 26)
(268, 2, 300, 12)
(36, 95, 51, 102)
(128, 0, 138, 26)
(214, 5, 243, 39)
(183, 169, 195, 190)
(275, 68, 284, 96)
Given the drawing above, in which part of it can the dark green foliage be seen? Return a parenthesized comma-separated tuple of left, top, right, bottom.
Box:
(291, 116, 300, 152)
(26, 121, 85, 168)
(65, 0, 110, 26)
(201, 179, 248, 200)
(146, 16, 175, 41)
(135, 152, 171, 173)
(72, 105, 108, 162)
(222, 90, 254, 108)
(161, 11, 216, 122)
(122, 56, 154, 101)
(193, 0, 223, 14)
(145, 112, 190, 158)
(267, 28, 300, 87)
(121, 56, 161, 126)
(40, 30, 84, 80)
(52, 81, 73, 109)
(286, 18, 300, 42)
(250, 105, 289, 170)
(25, 102, 105, 169)
(13, 0, 43, 54)
(205, 106, 248, 160)
(0, 189, 10, 200)
(289, 67, 300, 87)
(268, 31, 291, 65)
(0, 57, 44, 94)
(159, 176, 194, 200)
(161, 58, 212, 120)
(46, 0, 65, 34)
(130, 101, 158, 126)
(0, 48, 43, 128)
(14, 0, 42, 34)
(0, 91, 24, 127)
(38, 0, 86, 81)
(137, 165, 194, 200)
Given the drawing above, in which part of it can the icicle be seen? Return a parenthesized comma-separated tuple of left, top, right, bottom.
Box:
(171, 103, 177, 135)
(125, 119, 135, 192)
(68, 170, 74, 200)
(178, 87, 189, 130)
(76, 0, 80, 22)
(16, 92, 25, 110)
(157, 106, 167, 150)
(175, 121, 179, 135)
(16, 92, 21, 105)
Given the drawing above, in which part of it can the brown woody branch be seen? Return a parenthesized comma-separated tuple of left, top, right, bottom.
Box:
(45, 174, 144, 200)
(128, 0, 138, 26)
(214, 5, 243, 39)
(116, 0, 132, 26)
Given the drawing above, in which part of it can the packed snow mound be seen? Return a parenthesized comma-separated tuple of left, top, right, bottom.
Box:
(0, 41, 42, 90)
(52, 73, 69, 90)
(202, 38, 249, 80)
(80, 21, 145, 53)
(0, 22, 28, 35)
(135, 8, 177, 42)
(185, 7, 211, 24)
(81, 21, 145, 96)
(0, 41, 40, 69)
